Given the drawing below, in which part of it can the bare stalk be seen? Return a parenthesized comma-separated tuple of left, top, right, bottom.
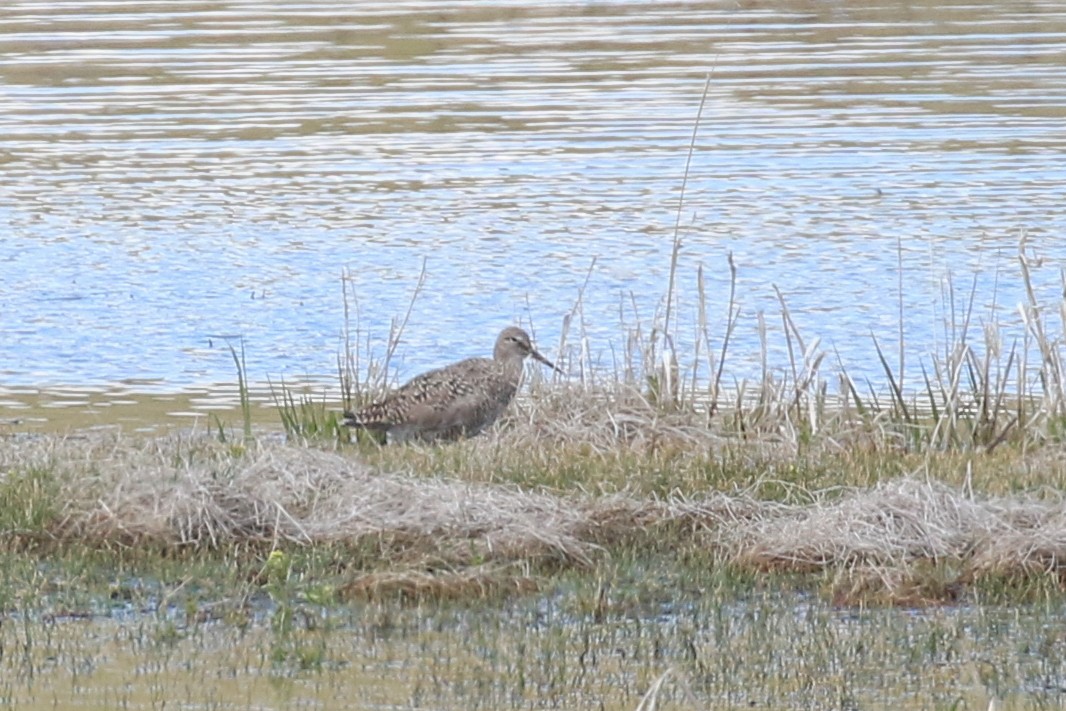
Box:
(559, 257, 598, 387)
(663, 75, 712, 340)
(896, 235, 905, 392)
(381, 257, 428, 387)
(709, 252, 739, 417)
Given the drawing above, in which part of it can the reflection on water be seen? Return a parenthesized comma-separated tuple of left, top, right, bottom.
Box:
(0, 381, 325, 434)
(3, 0, 1066, 424)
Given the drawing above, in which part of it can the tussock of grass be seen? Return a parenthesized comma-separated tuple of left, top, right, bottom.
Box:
(6, 433, 1066, 603)
(352, 378, 1066, 500)
(8, 436, 595, 565)
(722, 477, 1066, 602)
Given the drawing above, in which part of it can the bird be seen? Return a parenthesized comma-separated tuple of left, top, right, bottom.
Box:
(342, 326, 561, 443)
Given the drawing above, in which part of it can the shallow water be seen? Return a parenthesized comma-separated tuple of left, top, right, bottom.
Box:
(4, 578, 1065, 710)
(3, 0, 1066, 424)
(0, 380, 314, 434)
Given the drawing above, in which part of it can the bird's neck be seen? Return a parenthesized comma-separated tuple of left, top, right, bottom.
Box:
(497, 357, 525, 378)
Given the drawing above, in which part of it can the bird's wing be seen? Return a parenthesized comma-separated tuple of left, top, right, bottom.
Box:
(348, 363, 479, 427)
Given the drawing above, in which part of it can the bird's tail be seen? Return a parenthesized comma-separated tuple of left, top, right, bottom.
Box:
(342, 409, 392, 432)
(341, 411, 365, 428)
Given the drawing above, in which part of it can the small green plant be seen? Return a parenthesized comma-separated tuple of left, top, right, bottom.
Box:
(0, 466, 59, 535)
(207, 338, 255, 448)
(227, 339, 254, 445)
(270, 378, 347, 444)
(263, 550, 296, 663)
(261, 550, 334, 671)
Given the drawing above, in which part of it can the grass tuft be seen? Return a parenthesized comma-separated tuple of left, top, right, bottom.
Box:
(5, 432, 1066, 605)
(271, 377, 348, 444)
(0, 464, 60, 543)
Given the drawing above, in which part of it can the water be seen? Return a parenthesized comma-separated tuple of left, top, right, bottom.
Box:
(6, 558, 1066, 710)
(3, 0, 1066, 408)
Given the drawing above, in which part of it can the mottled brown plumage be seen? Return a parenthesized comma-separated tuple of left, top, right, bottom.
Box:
(343, 326, 560, 443)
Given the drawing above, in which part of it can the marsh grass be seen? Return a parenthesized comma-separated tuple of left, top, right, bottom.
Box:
(5, 429, 1066, 606)
(281, 207, 1061, 468)
(226, 339, 254, 445)
(21, 232, 1057, 605)
(336, 260, 428, 415)
(270, 378, 347, 443)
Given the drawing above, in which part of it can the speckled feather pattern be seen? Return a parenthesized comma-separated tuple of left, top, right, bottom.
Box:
(343, 327, 556, 444)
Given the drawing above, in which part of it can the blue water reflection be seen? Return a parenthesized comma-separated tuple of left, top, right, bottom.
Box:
(1, 0, 1065, 392)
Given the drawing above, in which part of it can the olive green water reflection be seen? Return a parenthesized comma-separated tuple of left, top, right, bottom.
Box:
(3, 563, 1065, 710)
(0, 382, 327, 434)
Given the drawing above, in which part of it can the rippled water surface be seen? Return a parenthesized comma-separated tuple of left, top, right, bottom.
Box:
(3, 0, 1066, 420)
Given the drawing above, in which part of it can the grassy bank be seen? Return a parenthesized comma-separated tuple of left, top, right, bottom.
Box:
(4, 414, 1066, 608)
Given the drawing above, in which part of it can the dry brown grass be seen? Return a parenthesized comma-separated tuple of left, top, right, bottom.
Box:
(347, 377, 1066, 502)
(724, 477, 1066, 587)
(13, 435, 593, 566)
(6, 429, 1066, 603)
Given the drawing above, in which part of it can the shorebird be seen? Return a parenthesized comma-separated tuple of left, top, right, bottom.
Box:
(342, 326, 561, 443)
